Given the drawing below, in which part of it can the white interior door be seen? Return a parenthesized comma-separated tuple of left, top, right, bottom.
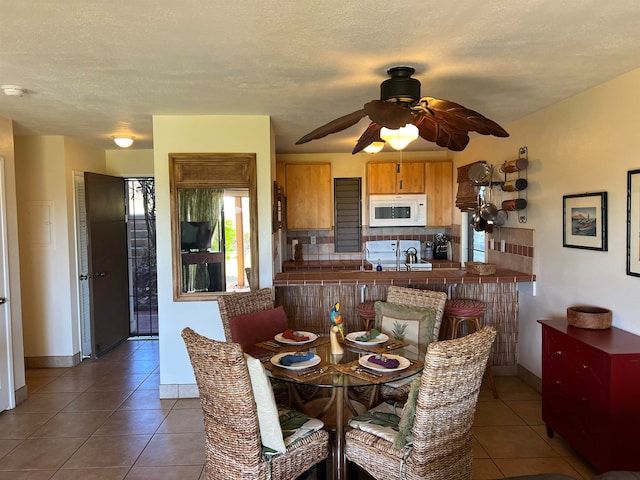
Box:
(0, 157, 14, 411)
(73, 172, 92, 358)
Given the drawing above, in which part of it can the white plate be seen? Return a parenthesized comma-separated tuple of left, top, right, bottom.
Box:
(274, 331, 318, 345)
(346, 331, 389, 345)
(358, 354, 410, 373)
(270, 352, 321, 370)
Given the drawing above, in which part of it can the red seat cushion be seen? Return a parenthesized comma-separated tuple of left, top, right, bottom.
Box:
(444, 299, 486, 317)
(229, 305, 288, 352)
(357, 301, 377, 317)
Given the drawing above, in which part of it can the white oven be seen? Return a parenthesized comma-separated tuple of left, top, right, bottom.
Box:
(369, 194, 427, 227)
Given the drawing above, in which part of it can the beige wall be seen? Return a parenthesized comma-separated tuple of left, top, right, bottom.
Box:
(450, 66, 640, 377)
(106, 149, 154, 177)
(152, 115, 275, 396)
(14, 136, 105, 359)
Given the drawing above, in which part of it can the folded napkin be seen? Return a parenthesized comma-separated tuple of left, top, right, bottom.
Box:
(367, 355, 400, 369)
(355, 328, 381, 342)
(282, 329, 310, 342)
(279, 351, 315, 366)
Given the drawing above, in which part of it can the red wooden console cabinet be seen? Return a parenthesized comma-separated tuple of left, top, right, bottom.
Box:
(539, 319, 640, 472)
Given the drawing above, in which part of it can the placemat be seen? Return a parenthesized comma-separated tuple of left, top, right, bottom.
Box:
(264, 360, 335, 382)
(255, 335, 330, 352)
(335, 358, 424, 384)
(339, 338, 409, 354)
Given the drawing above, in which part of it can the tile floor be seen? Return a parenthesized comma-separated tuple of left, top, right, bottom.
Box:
(0, 338, 599, 480)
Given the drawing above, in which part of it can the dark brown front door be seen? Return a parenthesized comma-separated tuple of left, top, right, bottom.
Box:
(85, 172, 130, 357)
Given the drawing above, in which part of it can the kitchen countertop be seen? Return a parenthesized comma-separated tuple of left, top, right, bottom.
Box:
(281, 259, 461, 272)
(273, 268, 535, 286)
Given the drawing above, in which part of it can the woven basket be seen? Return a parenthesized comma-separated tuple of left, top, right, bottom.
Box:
(465, 262, 497, 276)
(567, 306, 612, 329)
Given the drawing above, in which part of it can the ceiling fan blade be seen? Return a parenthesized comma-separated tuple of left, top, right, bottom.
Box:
(414, 115, 470, 151)
(364, 100, 413, 129)
(352, 122, 382, 154)
(296, 108, 367, 144)
(419, 97, 509, 137)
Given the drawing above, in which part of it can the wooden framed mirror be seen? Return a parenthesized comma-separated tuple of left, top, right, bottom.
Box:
(169, 153, 258, 301)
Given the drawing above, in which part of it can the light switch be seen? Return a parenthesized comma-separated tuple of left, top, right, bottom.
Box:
(500, 239, 506, 252)
(310, 235, 316, 245)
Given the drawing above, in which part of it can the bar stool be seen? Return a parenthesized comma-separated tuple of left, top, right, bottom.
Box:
(356, 301, 377, 331)
(441, 299, 498, 398)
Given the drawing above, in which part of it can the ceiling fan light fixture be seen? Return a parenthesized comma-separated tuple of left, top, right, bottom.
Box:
(363, 141, 385, 154)
(380, 124, 418, 150)
(112, 136, 135, 148)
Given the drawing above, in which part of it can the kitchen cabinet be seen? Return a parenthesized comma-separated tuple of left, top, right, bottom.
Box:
(285, 163, 332, 230)
(367, 161, 424, 194)
(539, 319, 640, 472)
(425, 161, 452, 226)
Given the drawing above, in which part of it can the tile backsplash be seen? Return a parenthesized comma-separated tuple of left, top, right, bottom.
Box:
(286, 226, 452, 262)
(486, 227, 534, 274)
(450, 225, 534, 274)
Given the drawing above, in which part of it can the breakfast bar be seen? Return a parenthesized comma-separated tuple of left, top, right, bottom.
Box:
(274, 268, 535, 369)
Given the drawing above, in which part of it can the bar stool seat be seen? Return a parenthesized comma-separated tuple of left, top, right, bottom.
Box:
(442, 299, 498, 398)
(357, 301, 377, 331)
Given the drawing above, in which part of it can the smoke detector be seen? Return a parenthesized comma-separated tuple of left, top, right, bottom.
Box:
(1, 85, 26, 97)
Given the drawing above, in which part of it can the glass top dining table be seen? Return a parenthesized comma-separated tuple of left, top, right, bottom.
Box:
(253, 332, 426, 480)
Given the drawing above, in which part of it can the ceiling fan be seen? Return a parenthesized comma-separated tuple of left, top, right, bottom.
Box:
(296, 66, 509, 153)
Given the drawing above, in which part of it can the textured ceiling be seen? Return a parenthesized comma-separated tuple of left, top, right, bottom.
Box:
(1, 0, 640, 153)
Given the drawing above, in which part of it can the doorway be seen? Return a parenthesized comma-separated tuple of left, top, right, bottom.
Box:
(126, 179, 158, 336)
(74, 172, 158, 358)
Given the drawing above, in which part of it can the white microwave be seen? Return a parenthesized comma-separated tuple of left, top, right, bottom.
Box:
(369, 194, 427, 227)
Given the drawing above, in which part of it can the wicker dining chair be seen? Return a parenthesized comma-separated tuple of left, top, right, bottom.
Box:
(345, 326, 497, 480)
(378, 286, 448, 402)
(181, 327, 329, 480)
(218, 288, 275, 344)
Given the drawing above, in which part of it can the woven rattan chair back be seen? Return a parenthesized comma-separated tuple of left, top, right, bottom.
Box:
(346, 326, 497, 480)
(410, 326, 496, 478)
(217, 288, 274, 342)
(386, 286, 448, 342)
(181, 327, 267, 479)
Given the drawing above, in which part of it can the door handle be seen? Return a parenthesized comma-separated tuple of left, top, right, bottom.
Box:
(95, 272, 106, 277)
(0, 298, 6, 304)
(79, 274, 91, 280)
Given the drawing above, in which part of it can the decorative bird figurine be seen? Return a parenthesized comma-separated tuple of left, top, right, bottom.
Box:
(330, 302, 344, 340)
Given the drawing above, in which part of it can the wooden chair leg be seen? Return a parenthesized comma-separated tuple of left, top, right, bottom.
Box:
(485, 362, 498, 398)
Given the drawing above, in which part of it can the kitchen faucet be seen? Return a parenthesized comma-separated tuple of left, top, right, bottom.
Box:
(361, 245, 369, 271)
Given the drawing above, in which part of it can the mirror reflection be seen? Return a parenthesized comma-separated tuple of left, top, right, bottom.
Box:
(179, 188, 251, 294)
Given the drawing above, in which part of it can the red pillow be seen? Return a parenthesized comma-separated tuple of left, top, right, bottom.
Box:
(228, 306, 288, 351)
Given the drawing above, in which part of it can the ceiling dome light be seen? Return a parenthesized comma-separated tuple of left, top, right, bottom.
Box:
(380, 124, 419, 150)
(363, 141, 385, 154)
(112, 136, 135, 148)
(1, 85, 26, 96)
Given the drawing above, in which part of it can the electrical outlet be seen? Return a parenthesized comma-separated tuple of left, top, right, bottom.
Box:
(500, 239, 506, 252)
(310, 235, 316, 245)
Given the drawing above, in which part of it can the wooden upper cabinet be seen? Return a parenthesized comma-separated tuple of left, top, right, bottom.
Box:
(367, 161, 425, 194)
(285, 163, 332, 230)
(398, 162, 425, 193)
(425, 161, 453, 226)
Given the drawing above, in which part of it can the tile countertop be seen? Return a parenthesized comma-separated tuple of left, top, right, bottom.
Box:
(281, 259, 461, 272)
(273, 268, 536, 286)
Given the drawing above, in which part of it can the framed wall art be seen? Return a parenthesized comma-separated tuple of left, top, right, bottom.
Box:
(627, 170, 640, 276)
(563, 192, 608, 251)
